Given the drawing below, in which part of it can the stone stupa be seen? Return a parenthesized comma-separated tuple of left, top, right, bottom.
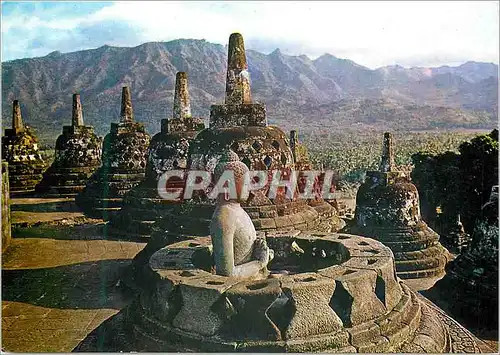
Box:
(164, 33, 340, 237)
(108, 72, 206, 238)
(35, 94, 102, 197)
(126, 142, 483, 353)
(346, 132, 450, 290)
(76, 87, 151, 220)
(1, 100, 46, 195)
(124, 33, 343, 287)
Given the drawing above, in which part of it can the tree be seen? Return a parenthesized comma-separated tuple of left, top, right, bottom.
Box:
(458, 129, 499, 235)
(411, 151, 461, 236)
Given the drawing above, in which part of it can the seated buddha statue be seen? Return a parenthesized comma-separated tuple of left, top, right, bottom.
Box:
(209, 149, 274, 278)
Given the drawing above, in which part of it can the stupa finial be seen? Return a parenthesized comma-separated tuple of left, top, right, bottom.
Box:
(12, 100, 24, 132)
(379, 132, 396, 172)
(120, 86, 134, 122)
(225, 33, 252, 105)
(173, 72, 192, 120)
(290, 130, 298, 162)
(72, 94, 84, 126)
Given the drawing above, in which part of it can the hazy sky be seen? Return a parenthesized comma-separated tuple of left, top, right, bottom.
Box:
(1, 1, 498, 68)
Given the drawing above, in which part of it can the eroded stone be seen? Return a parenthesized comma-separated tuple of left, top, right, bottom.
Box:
(35, 94, 102, 197)
(76, 86, 151, 220)
(2, 100, 46, 194)
(281, 273, 343, 339)
(345, 132, 449, 289)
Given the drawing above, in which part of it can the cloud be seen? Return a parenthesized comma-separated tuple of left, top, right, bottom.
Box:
(1, 1, 498, 68)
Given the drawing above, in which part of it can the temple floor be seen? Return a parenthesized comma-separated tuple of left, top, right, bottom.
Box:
(1, 197, 497, 353)
(2, 197, 145, 352)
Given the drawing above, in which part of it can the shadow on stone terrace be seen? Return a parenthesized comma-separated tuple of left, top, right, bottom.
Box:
(2, 259, 135, 310)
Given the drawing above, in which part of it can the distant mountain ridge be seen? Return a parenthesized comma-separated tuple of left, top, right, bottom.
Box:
(1, 38, 498, 141)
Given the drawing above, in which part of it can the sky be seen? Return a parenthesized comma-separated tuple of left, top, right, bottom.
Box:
(1, 1, 499, 69)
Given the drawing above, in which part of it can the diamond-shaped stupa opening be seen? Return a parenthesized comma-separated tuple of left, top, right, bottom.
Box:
(263, 155, 272, 169)
(252, 140, 263, 152)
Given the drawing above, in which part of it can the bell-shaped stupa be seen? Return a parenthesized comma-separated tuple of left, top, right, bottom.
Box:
(108, 72, 206, 238)
(347, 132, 450, 290)
(1, 100, 46, 195)
(76, 86, 151, 220)
(123, 33, 343, 289)
(165, 33, 338, 236)
(35, 94, 102, 196)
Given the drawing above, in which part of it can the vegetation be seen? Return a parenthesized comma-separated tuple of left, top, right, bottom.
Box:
(300, 130, 481, 184)
(411, 130, 498, 237)
(411, 150, 461, 236)
(457, 130, 498, 233)
(296, 129, 497, 240)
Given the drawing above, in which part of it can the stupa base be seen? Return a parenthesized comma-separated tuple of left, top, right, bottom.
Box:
(107, 185, 177, 239)
(345, 224, 450, 291)
(35, 166, 99, 198)
(124, 233, 481, 353)
(76, 169, 145, 220)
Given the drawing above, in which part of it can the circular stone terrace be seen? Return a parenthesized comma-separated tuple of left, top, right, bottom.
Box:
(128, 232, 480, 353)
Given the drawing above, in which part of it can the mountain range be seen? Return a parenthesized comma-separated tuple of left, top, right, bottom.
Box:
(1, 39, 498, 142)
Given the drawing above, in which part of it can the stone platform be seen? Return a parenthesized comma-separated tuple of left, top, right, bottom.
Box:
(1, 197, 146, 352)
(1, 197, 496, 353)
(126, 233, 486, 353)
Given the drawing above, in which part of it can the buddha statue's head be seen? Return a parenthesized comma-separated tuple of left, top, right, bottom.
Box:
(213, 149, 250, 203)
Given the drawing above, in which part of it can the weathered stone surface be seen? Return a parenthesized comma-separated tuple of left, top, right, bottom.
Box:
(412, 305, 448, 352)
(418, 293, 485, 353)
(398, 299, 448, 353)
(2, 100, 46, 195)
(108, 73, 205, 238)
(2, 162, 12, 252)
(346, 132, 449, 289)
(35, 94, 102, 197)
(76, 87, 151, 220)
(281, 273, 343, 339)
(172, 275, 239, 336)
(120, 86, 134, 122)
(225, 33, 252, 106)
(329, 268, 387, 326)
(348, 322, 385, 352)
(284, 333, 351, 352)
(129, 232, 483, 353)
(189, 126, 293, 172)
(225, 278, 282, 340)
(379, 132, 396, 172)
(173, 72, 192, 120)
(344, 255, 402, 311)
(376, 285, 415, 345)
